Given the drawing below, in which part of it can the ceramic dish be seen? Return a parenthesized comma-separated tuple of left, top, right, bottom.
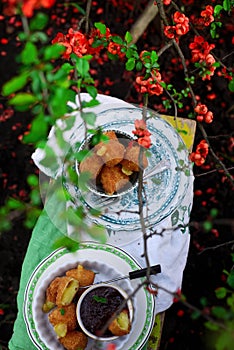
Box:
(63, 107, 191, 232)
(23, 242, 155, 350)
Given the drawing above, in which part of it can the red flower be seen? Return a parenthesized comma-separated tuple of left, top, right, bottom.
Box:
(164, 26, 176, 39)
(194, 104, 208, 115)
(107, 41, 122, 56)
(194, 104, 213, 123)
(189, 36, 215, 62)
(190, 140, 209, 166)
(68, 29, 89, 57)
(173, 11, 189, 25)
(164, 12, 189, 40)
(138, 136, 151, 148)
(175, 23, 189, 36)
(132, 119, 152, 149)
(12, 0, 56, 17)
(200, 5, 214, 26)
(135, 69, 164, 97)
(52, 32, 72, 59)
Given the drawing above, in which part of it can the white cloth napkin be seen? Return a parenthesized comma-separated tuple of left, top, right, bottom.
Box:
(32, 93, 194, 314)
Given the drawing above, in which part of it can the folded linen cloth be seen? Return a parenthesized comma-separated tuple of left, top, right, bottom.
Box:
(9, 93, 194, 350)
(32, 93, 194, 313)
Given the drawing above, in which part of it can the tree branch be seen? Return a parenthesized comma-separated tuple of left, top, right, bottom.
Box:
(129, 0, 158, 44)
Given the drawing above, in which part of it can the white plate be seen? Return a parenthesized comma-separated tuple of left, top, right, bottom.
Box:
(63, 107, 190, 232)
(23, 242, 155, 350)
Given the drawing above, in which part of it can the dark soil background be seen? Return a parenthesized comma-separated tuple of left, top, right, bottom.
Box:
(0, 1, 234, 349)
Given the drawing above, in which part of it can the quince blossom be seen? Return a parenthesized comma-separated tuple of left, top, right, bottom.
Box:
(194, 104, 213, 123)
(135, 69, 164, 96)
(190, 140, 209, 166)
(132, 119, 152, 149)
(164, 11, 189, 41)
(2, 0, 55, 17)
(200, 5, 214, 27)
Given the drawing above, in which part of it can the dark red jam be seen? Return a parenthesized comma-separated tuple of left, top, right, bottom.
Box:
(80, 286, 125, 337)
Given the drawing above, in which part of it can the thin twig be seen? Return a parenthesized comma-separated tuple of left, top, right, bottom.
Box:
(195, 167, 234, 177)
(198, 240, 234, 255)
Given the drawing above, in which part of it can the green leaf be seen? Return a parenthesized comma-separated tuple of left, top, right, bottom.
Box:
(125, 31, 132, 44)
(126, 57, 135, 71)
(24, 208, 41, 229)
(27, 174, 39, 187)
(7, 198, 25, 210)
(49, 87, 71, 117)
(30, 31, 48, 43)
(112, 36, 124, 45)
(171, 210, 179, 226)
(203, 220, 212, 232)
(81, 112, 97, 126)
(214, 5, 224, 16)
(150, 50, 158, 63)
(21, 42, 38, 65)
(210, 208, 219, 218)
(86, 224, 107, 244)
(53, 236, 80, 252)
(23, 114, 48, 144)
(94, 22, 106, 35)
(215, 287, 227, 299)
(215, 329, 234, 350)
(60, 308, 65, 315)
(55, 127, 69, 150)
(2, 72, 29, 96)
(77, 172, 91, 192)
(39, 145, 59, 174)
(30, 189, 41, 206)
(93, 295, 107, 303)
(223, 0, 231, 11)
(9, 93, 37, 106)
(211, 306, 228, 319)
(191, 310, 201, 319)
(136, 61, 143, 71)
(204, 321, 219, 331)
(82, 99, 100, 108)
(44, 43, 66, 60)
(76, 58, 90, 77)
(86, 85, 97, 99)
(29, 12, 49, 31)
(227, 270, 234, 288)
(228, 78, 234, 92)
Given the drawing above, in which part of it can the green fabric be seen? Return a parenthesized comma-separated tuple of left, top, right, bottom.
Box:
(9, 210, 62, 350)
(8, 189, 157, 350)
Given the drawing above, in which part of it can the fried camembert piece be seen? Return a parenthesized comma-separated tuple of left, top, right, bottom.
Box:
(108, 309, 131, 336)
(102, 130, 118, 140)
(49, 303, 77, 338)
(79, 151, 103, 180)
(42, 277, 61, 313)
(100, 164, 130, 195)
(94, 138, 125, 167)
(59, 330, 88, 350)
(66, 264, 95, 287)
(121, 142, 148, 174)
(56, 276, 79, 307)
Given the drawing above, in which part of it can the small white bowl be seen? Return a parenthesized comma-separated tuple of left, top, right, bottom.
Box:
(76, 283, 134, 341)
(75, 130, 139, 198)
